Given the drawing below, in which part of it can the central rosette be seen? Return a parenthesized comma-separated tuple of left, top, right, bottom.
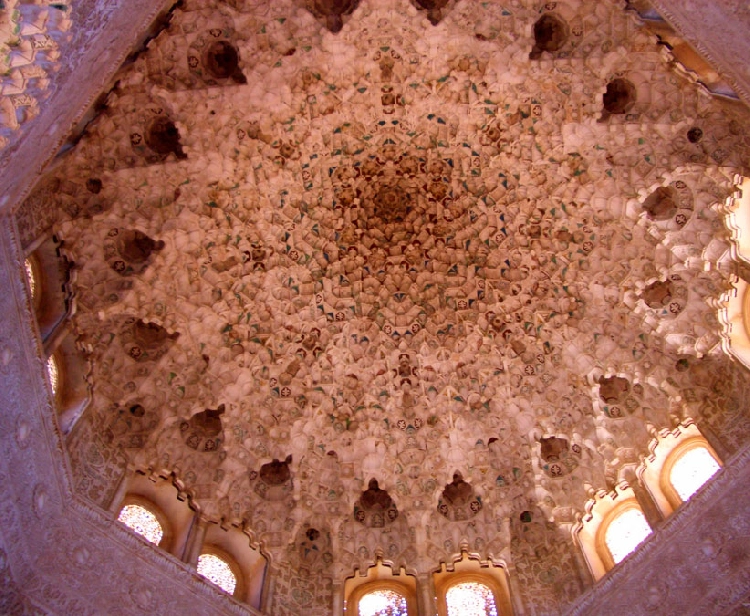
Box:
(316, 147, 483, 340)
(357, 172, 432, 247)
(372, 184, 410, 223)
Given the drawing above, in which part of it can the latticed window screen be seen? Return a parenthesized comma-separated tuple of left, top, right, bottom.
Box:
(198, 553, 237, 594)
(117, 504, 163, 545)
(446, 582, 498, 616)
(46, 355, 59, 396)
(358, 589, 409, 616)
(24, 259, 36, 300)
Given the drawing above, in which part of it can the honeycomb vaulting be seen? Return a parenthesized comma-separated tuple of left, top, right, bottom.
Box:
(15, 0, 750, 613)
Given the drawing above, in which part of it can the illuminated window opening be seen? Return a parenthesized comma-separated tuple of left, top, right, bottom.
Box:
(117, 503, 164, 545)
(25, 258, 37, 301)
(641, 423, 723, 516)
(578, 488, 655, 580)
(434, 556, 512, 616)
(446, 581, 498, 616)
(198, 553, 238, 595)
(345, 561, 418, 616)
(669, 446, 721, 502)
(604, 507, 652, 564)
(46, 354, 59, 397)
(358, 588, 409, 616)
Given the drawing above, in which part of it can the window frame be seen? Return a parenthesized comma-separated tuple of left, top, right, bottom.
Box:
(116, 495, 173, 551)
(24, 255, 41, 311)
(24, 236, 73, 343)
(596, 498, 652, 570)
(433, 555, 514, 616)
(660, 437, 722, 510)
(198, 544, 245, 599)
(437, 574, 505, 616)
(348, 579, 416, 616)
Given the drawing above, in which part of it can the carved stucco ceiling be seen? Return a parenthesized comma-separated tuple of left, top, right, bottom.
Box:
(20, 0, 750, 606)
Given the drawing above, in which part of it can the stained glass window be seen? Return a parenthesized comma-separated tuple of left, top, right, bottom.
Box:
(46, 354, 59, 396)
(358, 589, 408, 616)
(198, 553, 237, 595)
(25, 258, 37, 300)
(604, 507, 652, 564)
(670, 446, 720, 501)
(446, 582, 498, 616)
(117, 504, 164, 545)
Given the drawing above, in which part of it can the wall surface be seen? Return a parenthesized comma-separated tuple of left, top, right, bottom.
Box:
(648, 0, 750, 104)
(1, 1, 750, 614)
(0, 198, 748, 616)
(567, 442, 750, 615)
(0, 214, 260, 615)
(0, 0, 173, 216)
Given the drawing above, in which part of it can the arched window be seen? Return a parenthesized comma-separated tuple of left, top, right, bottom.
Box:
(345, 561, 417, 616)
(726, 176, 750, 368)
(111, 473, 197, 558)
(358, 588, 409, 616)
(46, 353, 60, 397)
(640, 423, 723, 516)
(446, 581, 498, 616)
(434, 555, 512, 616)
(660, 438, 722, 510)
(25, 257, 38, 304)
(575, 486, 654, 580)
(24, 237, 73, 342)
(198, 551, 239, 595)
(199, 522, 268, 606)
(117, 503, 164, 545)
(43, 340, 91, 433)
(668, 445, 720, 501)
(603, 506, 652, 565)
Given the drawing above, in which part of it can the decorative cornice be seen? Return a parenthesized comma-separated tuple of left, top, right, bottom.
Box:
(566, 442, 750, 615)
(0, 0, 175, 218)
(648, 0, 750, 105)
(0, 214, 261, 615)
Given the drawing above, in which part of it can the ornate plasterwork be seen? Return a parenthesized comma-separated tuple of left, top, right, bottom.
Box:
(0, 0, 173, 215)
(5, 0, 750, 614)
(0, 216, 262, 615)
(566, 442, 750, 615)
(647, 0, 750, 105)
(0, 1, 72, 150)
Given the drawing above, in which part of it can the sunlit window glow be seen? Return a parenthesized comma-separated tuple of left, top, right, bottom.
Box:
(605, 507, 652, 564)
(670, 447, 721, 501)
(358, 589, 408, 616)
(117, 504, 163, 545)
(46, 354, 59, 396)
(198, 553, 237, 595)
(446, 582, 498, 616)
(25, 259, 37, 300)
